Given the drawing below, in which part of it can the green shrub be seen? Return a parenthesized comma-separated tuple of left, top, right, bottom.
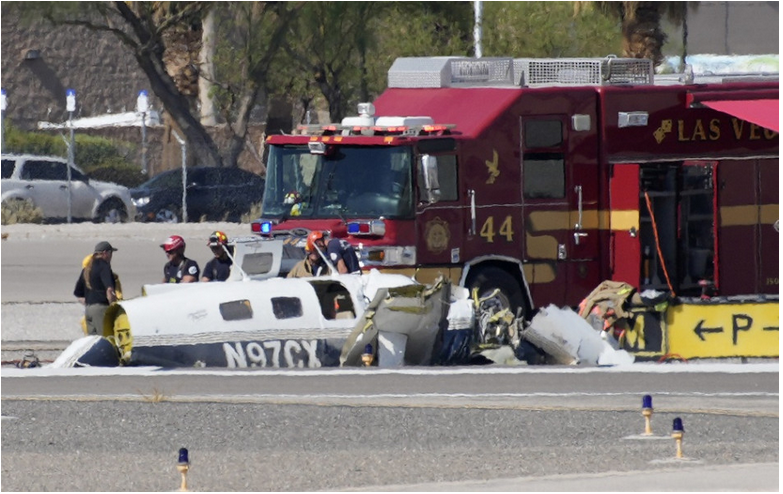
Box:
(4, 124, 65, 156)
(74, 134, 136, 173)
(3, 123, 137, 177)
(1, 198, 44, 225)
(89, 161, 148, 188)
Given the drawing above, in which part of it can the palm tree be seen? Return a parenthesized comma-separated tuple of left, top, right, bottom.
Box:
(575, 2, 693, 67)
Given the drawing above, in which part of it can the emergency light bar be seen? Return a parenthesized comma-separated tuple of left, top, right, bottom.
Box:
(251, 220, 274, 235)
(296, 123, 456, 137)
(347, 220, 386, 236)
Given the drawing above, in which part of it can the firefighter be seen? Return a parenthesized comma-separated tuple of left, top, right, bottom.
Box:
(287, 231, 330, 278)
(161, 235, 200, 283)
(201, 231, 232, 282)
(326, 236, 361, 274)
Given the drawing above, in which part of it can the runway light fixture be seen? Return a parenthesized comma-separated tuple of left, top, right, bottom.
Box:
(177, 447, 190, 491)
(671, 418, 684, 459)
(361, 343, 374, 366)
(641, 394, 653, 436)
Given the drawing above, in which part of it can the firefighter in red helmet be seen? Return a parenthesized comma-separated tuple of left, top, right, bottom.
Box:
(287, 230, 331, 278)
(161, 235, 200, 283)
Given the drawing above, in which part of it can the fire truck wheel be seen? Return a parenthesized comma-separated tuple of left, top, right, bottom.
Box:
(466, 266, 526, 319)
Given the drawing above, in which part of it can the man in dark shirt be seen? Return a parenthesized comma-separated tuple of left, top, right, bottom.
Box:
(327, 237, 362, 274)
(73, 241, 118, 336)
(161, 235, 200, 283)
(201, 231, 233, 282)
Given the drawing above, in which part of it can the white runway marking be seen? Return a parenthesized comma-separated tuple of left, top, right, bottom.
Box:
(1, 362, 778, 378)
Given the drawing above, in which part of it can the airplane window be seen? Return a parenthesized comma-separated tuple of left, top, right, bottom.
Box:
(219, 299, 253, 321)
(241, 252, 274, 276)
(271, 297, 303, 319)
(309, 280, 355, 320)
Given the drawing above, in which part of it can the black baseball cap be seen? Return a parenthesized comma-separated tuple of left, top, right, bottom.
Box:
(94, 241, 118, 253)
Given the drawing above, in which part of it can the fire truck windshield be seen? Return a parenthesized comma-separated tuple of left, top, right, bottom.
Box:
(262, 145, 414, 219)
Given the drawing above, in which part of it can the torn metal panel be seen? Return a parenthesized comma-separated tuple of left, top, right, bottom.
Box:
(340, 277, 451, 367)
(521, 304, 635, 366)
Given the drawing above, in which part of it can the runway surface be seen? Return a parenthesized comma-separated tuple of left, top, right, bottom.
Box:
(1, 223, 779, 491)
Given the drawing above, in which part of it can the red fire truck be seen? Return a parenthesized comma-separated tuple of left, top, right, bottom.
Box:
(253, 56, 778, 324)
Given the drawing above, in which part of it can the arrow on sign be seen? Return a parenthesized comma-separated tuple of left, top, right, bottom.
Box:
(694, 320, 723, 341)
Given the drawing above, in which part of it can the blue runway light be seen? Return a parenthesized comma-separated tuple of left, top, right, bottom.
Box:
(641, 394, 654, 435)
(176, 447, 191, 491)
(672, 417, 684, 432)
(361, 343, 374, 366)
(178, 447, 189, 465)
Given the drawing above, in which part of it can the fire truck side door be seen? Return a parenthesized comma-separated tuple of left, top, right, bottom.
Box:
(758, 159, 779, 294)
(609, 163, 641, 286)
(569, 158, 602, 303)
(520, 118, 569, 306)
(415, 152, 463, 284)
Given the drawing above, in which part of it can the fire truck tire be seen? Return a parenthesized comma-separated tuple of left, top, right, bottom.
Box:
(466, 266, 526, 319)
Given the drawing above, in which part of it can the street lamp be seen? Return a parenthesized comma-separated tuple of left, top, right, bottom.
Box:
(137, 90, 149, 175)
(66, 88, 76, 224)
(1, 88, 7, 153)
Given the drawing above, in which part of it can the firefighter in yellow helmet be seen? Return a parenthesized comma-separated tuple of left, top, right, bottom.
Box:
(201, 231, 232, 282)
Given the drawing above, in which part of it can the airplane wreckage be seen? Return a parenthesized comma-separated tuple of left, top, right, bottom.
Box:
(54, 238, 636, 369)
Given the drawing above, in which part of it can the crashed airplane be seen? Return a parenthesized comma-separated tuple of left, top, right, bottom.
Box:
(53, 238, 633, 369)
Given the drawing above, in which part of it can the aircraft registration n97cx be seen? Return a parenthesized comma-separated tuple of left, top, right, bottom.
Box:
(57, 270, 461, 369)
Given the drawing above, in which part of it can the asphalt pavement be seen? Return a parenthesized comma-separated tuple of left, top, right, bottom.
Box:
(1, 222, 778, 491)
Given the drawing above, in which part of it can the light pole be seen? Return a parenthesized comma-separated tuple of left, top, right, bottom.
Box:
(473, 1, 483, 59)
(137, 90, 149, 175)
(172, 129, 188, 223)
(66, 89, 76, 224)
(1, 88, 7, 154)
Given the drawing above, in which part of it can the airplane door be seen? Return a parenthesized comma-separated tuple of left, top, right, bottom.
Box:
(609, 164, 641, 286)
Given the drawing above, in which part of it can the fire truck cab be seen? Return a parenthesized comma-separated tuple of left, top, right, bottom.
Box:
(255, 56, 778, 324)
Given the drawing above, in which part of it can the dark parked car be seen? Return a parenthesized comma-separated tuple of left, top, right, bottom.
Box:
(131, 167, 265, 223)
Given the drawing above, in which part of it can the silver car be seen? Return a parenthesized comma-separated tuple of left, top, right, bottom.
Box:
(1, 154, 135, 223)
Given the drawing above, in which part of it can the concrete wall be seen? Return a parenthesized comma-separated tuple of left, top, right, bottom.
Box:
(1, 10, 152, 131)
(665, 2, 779, 56)
(0, 9, 267, 175)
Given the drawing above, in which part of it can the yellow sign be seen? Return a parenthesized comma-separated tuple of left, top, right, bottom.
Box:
(665, 301, 779, 359)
